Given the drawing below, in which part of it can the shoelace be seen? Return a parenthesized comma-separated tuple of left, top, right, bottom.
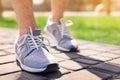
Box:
(17, 27, 45, 50)
(59, 18, 73, 38)
(27, 27, 43, 50)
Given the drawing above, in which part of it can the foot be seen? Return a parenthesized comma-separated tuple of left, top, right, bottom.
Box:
(44, 18, 78, 52)
(15, 28, 59, 73)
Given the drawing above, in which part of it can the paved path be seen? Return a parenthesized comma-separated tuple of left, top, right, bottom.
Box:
(0, 28, 120, 80)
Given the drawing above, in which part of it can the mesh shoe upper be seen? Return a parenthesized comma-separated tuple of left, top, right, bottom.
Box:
(15, 28, 57, 69)
(45, 18, 78, 51)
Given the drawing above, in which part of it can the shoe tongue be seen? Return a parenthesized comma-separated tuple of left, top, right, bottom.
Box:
(63, 35, 72, 40)
(28, 30, 41, 36)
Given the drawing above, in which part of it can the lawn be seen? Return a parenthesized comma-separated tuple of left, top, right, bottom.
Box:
(0, 16, 120, 45)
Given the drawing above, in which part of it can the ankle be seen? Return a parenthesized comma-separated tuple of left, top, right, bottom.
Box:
(49, 15, 63, 22)
(19, 26, 38, 36)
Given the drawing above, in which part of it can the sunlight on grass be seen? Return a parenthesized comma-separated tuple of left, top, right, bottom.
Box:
(66, 16, 120, 45)
(0, 16, 120, 45)
(0, 17, 17, 28)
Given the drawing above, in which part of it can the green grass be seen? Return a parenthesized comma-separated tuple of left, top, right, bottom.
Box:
(0, 16, 120, 45)
(0, 17, 17, 28)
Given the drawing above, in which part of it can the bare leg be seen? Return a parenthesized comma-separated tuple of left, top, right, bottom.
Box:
(45, 0, 78, 52)
(12, 0, 38, 36)
(51, 0, 66, 22)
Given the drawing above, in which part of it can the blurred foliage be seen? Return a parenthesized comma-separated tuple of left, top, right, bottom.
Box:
(2, 0, 101, 11)
(0, 16, 120, 45)
(67, 0, 100, 11)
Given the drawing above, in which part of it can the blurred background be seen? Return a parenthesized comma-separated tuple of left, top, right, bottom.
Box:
(1, 0, 120, 15)
(0, 0, 120, 45)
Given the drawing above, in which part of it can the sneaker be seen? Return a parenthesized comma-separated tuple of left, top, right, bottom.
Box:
(15, 27, 59, 73)
(45, 18, 78, 52)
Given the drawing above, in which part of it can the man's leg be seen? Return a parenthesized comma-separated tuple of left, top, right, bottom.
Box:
(45, 0, 78, 52)
(12, 0, 58, 73)
(51, 0, 66, 22)
(12, 0, 37, 36)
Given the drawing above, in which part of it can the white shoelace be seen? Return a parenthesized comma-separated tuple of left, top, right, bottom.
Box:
(59, 18, 73, 38)
(17, 27, 44, 50)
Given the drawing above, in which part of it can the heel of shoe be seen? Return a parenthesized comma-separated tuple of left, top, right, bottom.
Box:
(44, 27, 58, 46)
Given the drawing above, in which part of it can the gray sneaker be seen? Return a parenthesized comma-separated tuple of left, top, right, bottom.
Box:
(45, 18, 78, 52)
(15, 28, 59, 73)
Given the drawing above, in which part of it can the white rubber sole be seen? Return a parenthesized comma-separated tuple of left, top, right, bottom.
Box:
(16, 55, 58, 73)
(56, 45, 70, 52)
(44, 27, 71, 52)
(16, 55, 47, 72)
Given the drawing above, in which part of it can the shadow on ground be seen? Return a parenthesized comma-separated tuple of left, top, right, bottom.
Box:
(15, 48, 120, 80)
